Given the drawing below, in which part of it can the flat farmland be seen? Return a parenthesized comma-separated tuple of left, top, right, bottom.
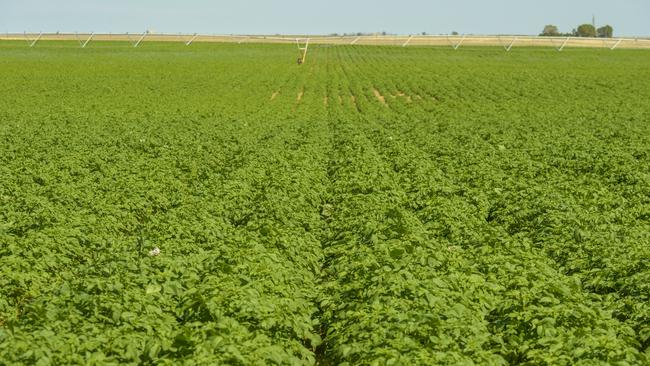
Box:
(0, 42, 649, 365)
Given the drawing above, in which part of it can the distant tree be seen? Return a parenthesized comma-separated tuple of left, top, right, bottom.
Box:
(381, 31, 387, 36)
(597, 25, 613, 38)
(421, 32, 427, 36)
(540, 24, 560, 36)
(576, 24, 596, 37)
(451, 31, 459, 35)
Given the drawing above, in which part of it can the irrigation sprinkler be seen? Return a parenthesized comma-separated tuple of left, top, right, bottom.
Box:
(446, 34, 466, 50)
(133, 31, 148, 47)
(75, 32, 94, 48)
(82, 33, 94, 48)
(30, 32, 43, 47)
(402, 35, 413, 47)
(551, 36, 571, 52)
(610, 38, 623, 50)
(499, 36, 517, 52)
(24, 32, 43, 47)
(185, 33, 198, 46)
(296, 38, 310, 65)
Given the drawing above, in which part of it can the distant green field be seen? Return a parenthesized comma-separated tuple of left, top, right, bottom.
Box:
(1, 42, 649, 365)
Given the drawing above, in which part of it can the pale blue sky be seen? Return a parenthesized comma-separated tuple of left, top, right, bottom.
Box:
(2, 0, 649, 36)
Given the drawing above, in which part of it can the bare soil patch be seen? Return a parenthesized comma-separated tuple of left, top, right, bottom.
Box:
(373, 89, 386, 105)
(395, 91, 412, 102)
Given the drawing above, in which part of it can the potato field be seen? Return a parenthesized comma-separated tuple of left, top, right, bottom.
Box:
(0, 41, 649, 365)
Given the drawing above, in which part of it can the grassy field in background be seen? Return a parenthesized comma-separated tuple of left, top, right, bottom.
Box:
(1, 42, 649, 365)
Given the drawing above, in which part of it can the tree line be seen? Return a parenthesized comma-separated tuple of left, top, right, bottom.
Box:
(540, 24, 613, 38)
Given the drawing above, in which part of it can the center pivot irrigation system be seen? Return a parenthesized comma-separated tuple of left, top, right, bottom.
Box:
(6, 32, 650, 64)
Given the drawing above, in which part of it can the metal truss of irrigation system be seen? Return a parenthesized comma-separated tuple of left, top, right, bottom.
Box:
(7, 32, 650, 54)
